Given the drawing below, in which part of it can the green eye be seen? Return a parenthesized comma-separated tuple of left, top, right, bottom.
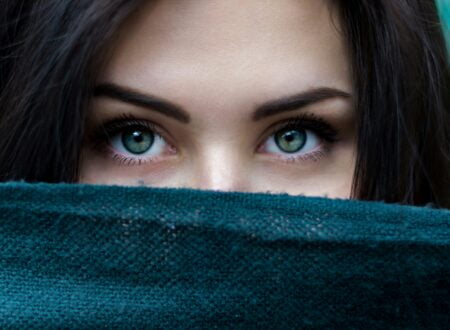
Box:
(275, 129, 307, 153)
(121, 128, 154, 154)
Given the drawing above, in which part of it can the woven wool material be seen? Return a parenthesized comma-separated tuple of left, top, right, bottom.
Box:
(0, 182, 448, 328)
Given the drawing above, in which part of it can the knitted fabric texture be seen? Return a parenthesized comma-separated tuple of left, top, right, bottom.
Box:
(0, 182, 448, 328)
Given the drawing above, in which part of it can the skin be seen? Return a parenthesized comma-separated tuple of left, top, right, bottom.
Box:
(79, 0, 357, 199)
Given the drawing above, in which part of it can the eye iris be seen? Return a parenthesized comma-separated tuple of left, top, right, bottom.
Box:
(121, 128, 154, 154)
(275, 129, 306, 153)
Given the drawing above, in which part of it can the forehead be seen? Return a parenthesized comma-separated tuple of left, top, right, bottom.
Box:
(99, 0, 350, 120)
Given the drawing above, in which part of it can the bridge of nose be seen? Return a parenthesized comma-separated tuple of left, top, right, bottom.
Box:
(188, 141, 253, 192)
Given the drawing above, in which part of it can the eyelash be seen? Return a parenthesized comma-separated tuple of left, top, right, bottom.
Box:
(86, 113, 171, 166)
(86, 112, 340, 166)
(260, 113, 340, 163)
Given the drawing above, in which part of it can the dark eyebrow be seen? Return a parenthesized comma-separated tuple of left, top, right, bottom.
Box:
(94, 83, 191, 124)
(94, 83, 351, 124)
(252, 87, 352, 121)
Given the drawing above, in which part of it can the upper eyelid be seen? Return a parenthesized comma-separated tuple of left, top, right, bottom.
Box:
(100, 116, 159, 132)
(260, 115, 340, 145)
(101, 117, 175, 143)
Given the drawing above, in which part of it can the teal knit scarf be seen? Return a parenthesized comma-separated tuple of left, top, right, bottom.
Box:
(0, 182, 448, 328)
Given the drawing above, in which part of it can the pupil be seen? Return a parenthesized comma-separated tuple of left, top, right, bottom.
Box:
(122, 128, 154, 154)
(285, 134, 294, 142)
(133, 132, 144, 143)
(275, 129, 306, 153)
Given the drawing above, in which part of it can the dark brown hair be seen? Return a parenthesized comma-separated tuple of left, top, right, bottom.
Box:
(0, 0, 449, 208)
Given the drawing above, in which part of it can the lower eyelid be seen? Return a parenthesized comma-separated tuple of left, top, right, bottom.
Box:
(258, 141, 330, 163)
(282, 149, 327, 163)
(110, 139, 178, 165)
(104, 141, 329, 166)
(109, 150, 167, 166)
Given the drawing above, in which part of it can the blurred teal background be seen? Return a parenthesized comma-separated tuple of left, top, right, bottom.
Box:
(437, 0, 450, 53)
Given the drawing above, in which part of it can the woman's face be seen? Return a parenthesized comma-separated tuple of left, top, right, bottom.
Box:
(79, 0, 356, 198)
